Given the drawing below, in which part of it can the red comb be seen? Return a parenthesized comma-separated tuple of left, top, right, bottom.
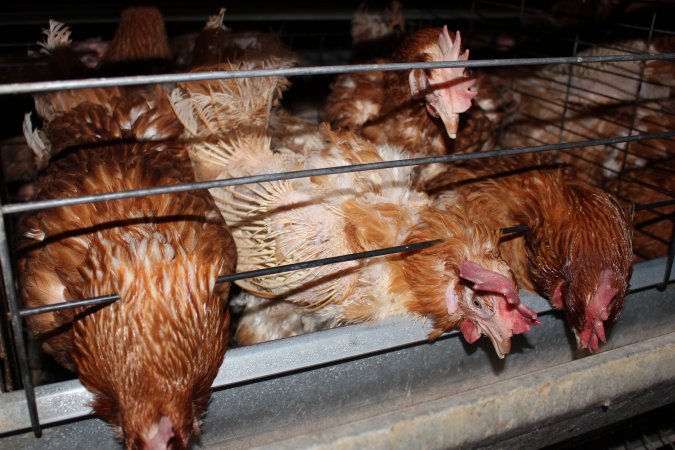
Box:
(460, 261, 538, 321)
(438, 27, 477, 114)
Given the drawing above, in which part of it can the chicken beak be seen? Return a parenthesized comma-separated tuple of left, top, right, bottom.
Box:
(439, 110, 460, 140)
(467, 318, 511, 359)
(575, 320, 607, 353)
(425, 93, 460, 139)
(483, 326, 511, 359)
(427, 74, 477, 140)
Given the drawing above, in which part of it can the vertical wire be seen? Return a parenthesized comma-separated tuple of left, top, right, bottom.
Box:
(616, 11, 674, 292)
(0, 208, 41, 436)
(614, 11, 657, 195)
(0, 145, 16, 392)
(658, 222, 675, 291)
(556, 2, 584, 147)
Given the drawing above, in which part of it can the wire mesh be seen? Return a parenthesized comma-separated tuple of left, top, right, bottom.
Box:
(0, 0, 673, 441)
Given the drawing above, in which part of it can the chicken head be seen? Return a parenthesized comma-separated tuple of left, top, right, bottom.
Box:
(408, 26, 477, 139)
(402, 207, 539, 358)
(552, 268, 625, 353)
(446, 261, 539, 358)
(524, 176, 633, 354)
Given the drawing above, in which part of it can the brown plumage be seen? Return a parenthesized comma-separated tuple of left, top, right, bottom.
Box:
(100, 6, 172, 74)
(167, 16, 537, 357)
(18, 142, 236, 450)
(324, 26, 478, 157)
(427, 155, 633, 353)
(169, 8, 297, 148)
(18, 17, 237, 450)
(350, 0, 406, 60)
(184, 125, 538, 358)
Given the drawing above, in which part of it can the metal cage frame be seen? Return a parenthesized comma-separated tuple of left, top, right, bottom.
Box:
(0, 2, 673, 448)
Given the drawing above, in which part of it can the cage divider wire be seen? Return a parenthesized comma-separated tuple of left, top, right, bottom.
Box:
(506, 61, 675, 195)
(0, 201, 40, 436)
(513, 68, 672, 116)
(556, 0, 583, 158)
(2, 52, 674, 96)
(512, 107, 672, 186)
(615, 12, 658, 196)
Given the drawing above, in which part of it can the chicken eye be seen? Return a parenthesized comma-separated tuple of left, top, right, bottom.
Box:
(472, 298, 483, 309)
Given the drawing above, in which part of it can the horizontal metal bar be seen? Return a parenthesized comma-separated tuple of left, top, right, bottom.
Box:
(216, 239, 441, 284)
(3, 131, 674, 216)
(500, 224, 529, 235)
(636, 200, 675, 212)
(18, 239, 443, 318)
(0, 53, 673, 96)
(17, 228, 529, 318)
(18, 294, 119, 318)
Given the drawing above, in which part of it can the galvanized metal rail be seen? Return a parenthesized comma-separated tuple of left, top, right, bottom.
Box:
(1, 53, 674, 96)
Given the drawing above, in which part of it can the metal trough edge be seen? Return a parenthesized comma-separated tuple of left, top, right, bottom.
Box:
(254, 331, 675, 450)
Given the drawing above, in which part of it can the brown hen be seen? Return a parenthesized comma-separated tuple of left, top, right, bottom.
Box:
(167, 14, 538, 357)
(182, 125, 538, 358)
(18, 12, 237, 450)
(18, 141, 236, 450)
(324, 26, 478, 156)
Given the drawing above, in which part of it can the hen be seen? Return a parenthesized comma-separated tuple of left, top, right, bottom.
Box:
(323, 26, 478, 156)
(168, 13, 539, 357)
(181, 121, 538, 357)
(426, 155, 633, 353)
(18, 13, 237, 450)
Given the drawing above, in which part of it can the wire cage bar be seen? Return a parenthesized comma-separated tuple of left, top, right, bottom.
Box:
(1, 52, 674, 96)
(0, 1, 673, 447)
